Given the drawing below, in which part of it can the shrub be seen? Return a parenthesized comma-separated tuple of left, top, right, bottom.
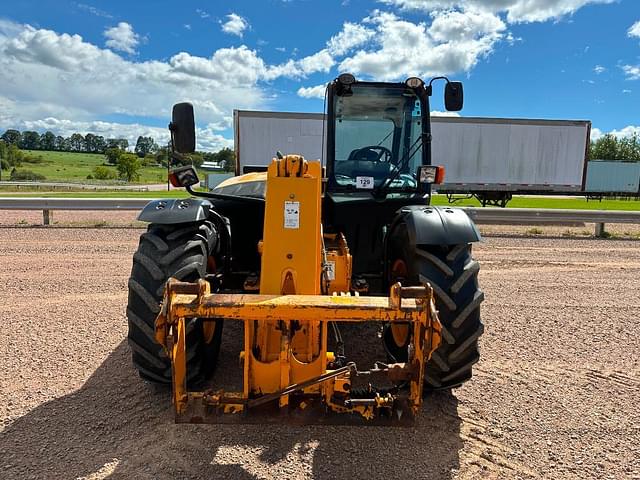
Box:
(21, 153, 44, 164)
(86, 174, 94, 180)
(140, 155, 157, 167)
(6, 144, 23, 167)
(104, 147, 122, 165)
(0, 159, 9, 170)
(116, 153, 141, 182)
(10, 168, 46, 181)
(93, 165, 118, 180)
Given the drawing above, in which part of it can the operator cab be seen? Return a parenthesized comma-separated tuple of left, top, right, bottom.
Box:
(331, 83, 422, 192)
(322, 73, 462, 277)
(326, 73, 461, 199)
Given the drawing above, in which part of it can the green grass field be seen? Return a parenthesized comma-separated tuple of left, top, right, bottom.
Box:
(9, 150, 167, 184)
(431, 194, 640, 211)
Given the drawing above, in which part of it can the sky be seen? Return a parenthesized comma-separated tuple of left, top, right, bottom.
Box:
(0, 0, 639, 151)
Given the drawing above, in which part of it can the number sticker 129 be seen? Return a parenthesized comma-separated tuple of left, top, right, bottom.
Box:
(356, 176, 374, 189)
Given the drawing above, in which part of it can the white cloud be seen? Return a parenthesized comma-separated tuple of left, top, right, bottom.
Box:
(622, 89, 632, 94)
(0, 21, 273, 150)
(608, 125, 640, 138)
(297, 49, 335, 74)
(327, 22, 375, 55)
(221, 13, 249, 37)
(169, 46, 267, 84)
(76, 3, 113, 19)
(593, 64, 605, 74)
(5, 26, 120, 71)
(297, 84, 327, 98)
(0, 20, 352, 151)
(622, 64, 640, 80)
(104, 22, 139, 54)
(196, 9, 210, 19)
(378, 0, 615, 24)
(263, 50, 336, 80)
(428, 8, 505, 41)
(339, 10, 505, 80)
(628, 20, 640, 39)
(591, 125, 640, 141)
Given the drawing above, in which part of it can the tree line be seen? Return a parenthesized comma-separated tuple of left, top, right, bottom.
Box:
(0, 134, 235, 183)
(1, 129, 159, 157)
(0, 128, 234, 170)
(590, 133, 640, 161)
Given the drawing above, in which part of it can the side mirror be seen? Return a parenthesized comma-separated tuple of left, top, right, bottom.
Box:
(170, 103, 196, 153)
(444, 82, 463, 111)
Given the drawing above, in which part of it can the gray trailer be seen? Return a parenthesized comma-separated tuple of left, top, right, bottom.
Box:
(431, 117, 591, 206)
(234, 110, 325, 174)
(234, 110, 591, 205)
(584, 160, 640, 197)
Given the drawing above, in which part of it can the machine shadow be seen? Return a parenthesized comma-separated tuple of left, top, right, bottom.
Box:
(1, 332, 463, 479)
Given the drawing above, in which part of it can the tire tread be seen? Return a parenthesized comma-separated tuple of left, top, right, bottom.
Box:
(126, 221, 223, 385)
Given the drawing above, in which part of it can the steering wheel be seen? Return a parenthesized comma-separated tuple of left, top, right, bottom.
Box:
(352, 145, 393, 163)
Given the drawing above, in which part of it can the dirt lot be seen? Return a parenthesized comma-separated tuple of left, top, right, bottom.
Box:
(1, 218, 639, 479)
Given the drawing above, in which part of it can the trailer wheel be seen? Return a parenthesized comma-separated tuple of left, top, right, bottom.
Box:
(126, 221, 223, 385)
(386, 223, 484, 391)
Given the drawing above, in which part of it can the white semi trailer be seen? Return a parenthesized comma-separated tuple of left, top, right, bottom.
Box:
(234, 110, 591, 206)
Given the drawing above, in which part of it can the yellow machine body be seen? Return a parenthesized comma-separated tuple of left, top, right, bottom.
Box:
(155, 155, 442, 423)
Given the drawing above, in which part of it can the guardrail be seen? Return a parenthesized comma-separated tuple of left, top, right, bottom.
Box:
(0, 197, 148, 225)
(0, 181, 150, 191)
(463, 207, 640, 236)
(0, 198, 638, 235)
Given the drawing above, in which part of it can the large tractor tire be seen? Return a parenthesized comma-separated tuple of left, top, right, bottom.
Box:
(126, 221, 223, 385)
(386, 223, 484, 390)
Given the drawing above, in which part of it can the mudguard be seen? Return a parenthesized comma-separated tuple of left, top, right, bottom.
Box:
(137, 198, 213, 224)
(394, 205, 481, 246)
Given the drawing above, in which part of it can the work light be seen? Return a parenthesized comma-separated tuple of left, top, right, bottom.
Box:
(168, 165, 200, 188)
(337, 73, 356, 85)
(419, 165, 445, 184)
(405, 77, 424, 88)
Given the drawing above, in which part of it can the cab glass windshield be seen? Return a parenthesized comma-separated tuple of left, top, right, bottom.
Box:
(333, 85, 423, 190)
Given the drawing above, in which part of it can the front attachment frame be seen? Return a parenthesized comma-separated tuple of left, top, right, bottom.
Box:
(155, 278, 441, 424)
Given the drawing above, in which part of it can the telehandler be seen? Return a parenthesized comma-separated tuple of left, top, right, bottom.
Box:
(127, 73, 484, 423)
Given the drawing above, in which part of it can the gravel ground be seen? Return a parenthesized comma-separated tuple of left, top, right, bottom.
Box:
(0, 220, 639, 479)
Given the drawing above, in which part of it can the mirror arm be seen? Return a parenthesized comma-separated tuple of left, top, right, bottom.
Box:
(168, 125, 188, 165)
(428, 76, 450, 86)
(426, 76, 450, 96)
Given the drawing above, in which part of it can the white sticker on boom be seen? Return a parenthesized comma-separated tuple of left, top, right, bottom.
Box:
(326, 261, 336, 281)
(284, 201, 300, 229)
(356, 176, 374, 189)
